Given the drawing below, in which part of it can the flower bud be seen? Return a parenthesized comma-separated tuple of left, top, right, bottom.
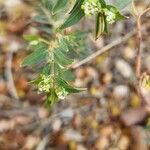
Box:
(81, 0, 101, 16)
(104, 8, 116, 24)
(56, 87, 68, 99)
(37, 75, 53, 92)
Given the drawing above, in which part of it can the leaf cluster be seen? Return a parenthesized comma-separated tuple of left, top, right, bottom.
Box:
(59, 0, 129, 39)
(22, 33, 86, 106)
(22, 0, 131, 107)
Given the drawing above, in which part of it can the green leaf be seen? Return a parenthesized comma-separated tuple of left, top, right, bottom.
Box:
(22, 44, 48, 67)
(35, 25, 53, 34)
(53, 0, 68, 14)
(60, 69, 75, 81)
(42, 0, 54, 11)
(58, 32, 87, 59)
(95, 13, 105, 39)
(54, 48, 74, 66)
(106, 5, 127, 20)
(59, 0, 85, 30)
(58, 38, 70, 52)
(103, 14, 108, 33)
(114, 0, 131, 9)
(42, 64, 51, 75)
(44, 89, 58, 107)
(115, 12, 127, 20)
(32, 15, 49, 24)
(23, 34, 40, 42)
(57, 78, 86, 93)
(57, 38, 78, 59)
(98, 0, 106, 7)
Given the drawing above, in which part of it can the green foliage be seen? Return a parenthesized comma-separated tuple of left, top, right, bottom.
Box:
(60, 0, 126, 38)
(96, 13, 107, 39)
(22, 33, 86, 106)
(22, 42, 48, 67)
(59, 0, 85, 30)
(22, 0, 131, 107)
(52, 0, 68, 14)
(41, 0, 54, 12)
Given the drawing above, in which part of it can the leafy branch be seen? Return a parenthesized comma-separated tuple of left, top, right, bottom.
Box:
(22, 32, 86, 106)
(135, 3, 150, 104)
(22, 0, 132, 107)
(59, 0, 127, 39)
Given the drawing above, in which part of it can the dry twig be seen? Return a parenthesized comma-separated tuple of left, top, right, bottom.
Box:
(36, 135, 49, 150)
(4, 51, 19, 100)
(71, 23, 149, 69)
(135, 6, 150, 104)
(136, 7, 150, 79)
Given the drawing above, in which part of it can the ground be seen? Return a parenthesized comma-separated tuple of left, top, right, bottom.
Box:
(0, 0, 150, 150)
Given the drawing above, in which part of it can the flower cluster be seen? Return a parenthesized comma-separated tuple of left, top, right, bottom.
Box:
(104, 8, 116, 24)
(81, 0, 101, 16)
(81, 0, 117, 24)
(56, 87, 69, 99)
(37, 74, 53, 92)
(36, 74, 69, 100)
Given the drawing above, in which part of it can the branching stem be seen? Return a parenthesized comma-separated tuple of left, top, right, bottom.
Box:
(136, 7, 150, 79)
(71, 23, 149, 69)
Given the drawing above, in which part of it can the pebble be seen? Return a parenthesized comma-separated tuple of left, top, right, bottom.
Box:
(52, 118, 62, 132)
(115, 59, 133, 78)
(113, 85, 129, 99)
(95, 136, 109, 149)
(60, 108, 74, 119)
(118, 135, 130, 150)
(64, 129, 83, 142)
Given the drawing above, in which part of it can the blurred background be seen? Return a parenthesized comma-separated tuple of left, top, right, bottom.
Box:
(0, 0, 150, 149)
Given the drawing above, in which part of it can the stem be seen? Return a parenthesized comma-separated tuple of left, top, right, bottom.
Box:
(71, 23, 149, 69)
(136, 17, 142, 79)
(40, 5, 53, 25)
(136, 7, 150, 79)
(39, 38, 50, 45)
(4, 51, 19, 100)
(135, 6, 150, 104)
(51, 52, 55, 89)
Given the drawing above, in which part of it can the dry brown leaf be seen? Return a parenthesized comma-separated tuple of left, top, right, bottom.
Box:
(120, 107, 148, 126)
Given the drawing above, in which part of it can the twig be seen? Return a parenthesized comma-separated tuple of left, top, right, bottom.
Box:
(0, 94, 21, 108)
(136, 7, 150, 79)
(71, 23, 149, 69)
(36, 135, 49, 150)
(0, 106, 39, 119)
(40, 5, 54, 25)
(135, 7, 150, 105)
(4, 51, 19, 100)
(17, 99, 95, 132)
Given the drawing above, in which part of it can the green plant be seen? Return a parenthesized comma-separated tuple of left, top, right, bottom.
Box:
(22, 0, 132, 107)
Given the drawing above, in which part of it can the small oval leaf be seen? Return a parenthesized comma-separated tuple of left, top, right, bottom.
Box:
(53, 0, 68, 14)
(59, 0, 85, 30)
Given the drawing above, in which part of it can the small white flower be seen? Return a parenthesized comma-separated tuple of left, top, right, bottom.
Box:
(37, 75, 53, 92)
(104, 9, 116, 24)
(81, 0, 101, 16)
(30, 40, 39, 45)
(56, 87, 68, 99)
